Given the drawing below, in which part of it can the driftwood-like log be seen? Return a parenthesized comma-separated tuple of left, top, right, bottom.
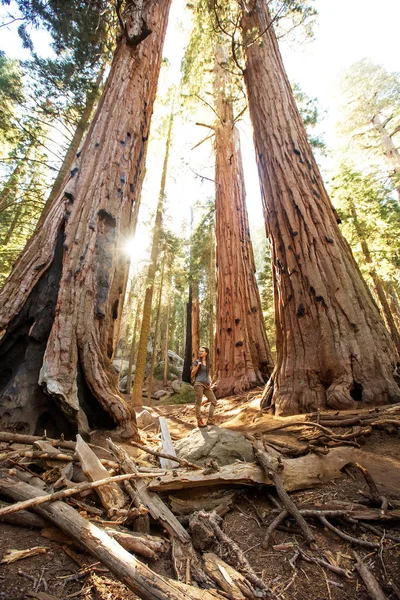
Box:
(0, 471, 162, 519)
(203, 552, 255, 600)
(148, 447, 363, 492)
(0, 432, 76, 450)
(0, 473, 224, 600)
(108, 440, 190, 543)
(0, 500, 48, 529)
(354, 552, 388, 600)
(253, 445, 315, 545)
(75, 435, 126, 513)
(131, 440, 202, 470)
(159, 416, 179, 469)
(105, 528, 168, 561)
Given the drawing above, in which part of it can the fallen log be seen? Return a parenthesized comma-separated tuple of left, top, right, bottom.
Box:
(159, 417, 179, 469)
(0, 471, 163, 519)
(108, 440, 191, 544)
(105, 528, 168, 561)
(0, 432, 76, 450)
(0, 500, 47, 529)
(0, 472, 225, 600)
(203, 552, 255, 600)
(75, 435, 126, 513)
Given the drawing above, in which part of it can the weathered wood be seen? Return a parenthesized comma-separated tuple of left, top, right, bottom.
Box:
(0, 472, 224, 600)
(168, 493, 235, 516)
(0, 471, 162, 519)
(75, 434, 126, 513)
(254, 445, 315, 545)
(108, 440, 191, 543)
(131, 440, 201, 470)
(203, 553, 248, 600)
(0, 432, 76, 450)
(354, 552, 388, 600)
(148, 447, 361, 492)
(105, 528, 168, 561)
(0, 500, 48, 529)
(158, 416, 178, 469)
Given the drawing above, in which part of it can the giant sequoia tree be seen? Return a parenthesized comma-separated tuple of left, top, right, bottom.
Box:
(0, 0, 172, 438)
(239, 0, 400, 414)
(213, 48, 273, 396)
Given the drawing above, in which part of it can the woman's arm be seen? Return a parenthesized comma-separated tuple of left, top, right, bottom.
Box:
(191, 360, 201, 379)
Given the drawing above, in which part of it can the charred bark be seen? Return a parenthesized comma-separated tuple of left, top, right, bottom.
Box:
(0, 0, 172, 438)
(241, 0, 400, 414)
(213, 48, 274, 398)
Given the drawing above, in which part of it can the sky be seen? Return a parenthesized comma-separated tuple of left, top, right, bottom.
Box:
(1, 0, 399, 260)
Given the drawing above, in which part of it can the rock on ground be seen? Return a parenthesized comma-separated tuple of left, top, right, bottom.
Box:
(175, 426, 254, 466)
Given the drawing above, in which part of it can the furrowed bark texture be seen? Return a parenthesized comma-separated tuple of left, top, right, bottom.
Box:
(0, 0, 172, 437)
(214, 50, 273, 398)
(242, 0, 400, 414)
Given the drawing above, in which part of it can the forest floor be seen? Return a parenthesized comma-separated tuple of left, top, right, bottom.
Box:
(0, 390, 399, 600)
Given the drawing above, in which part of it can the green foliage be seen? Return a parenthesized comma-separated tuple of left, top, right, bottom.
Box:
(292, 82, 326, 153)
(257, 241, 276, 354)
(0, 51, 24, 149)
(330, 163, 400, 284)
(337, 60, 400, 187)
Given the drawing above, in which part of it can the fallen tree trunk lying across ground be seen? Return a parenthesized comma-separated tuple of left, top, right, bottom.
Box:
(0, 472, 225, 600)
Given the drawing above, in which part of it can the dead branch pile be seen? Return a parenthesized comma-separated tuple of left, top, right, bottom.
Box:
(0, 405, 399, 600)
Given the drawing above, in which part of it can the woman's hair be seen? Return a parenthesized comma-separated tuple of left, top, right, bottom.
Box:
(200, 346, 210, 375)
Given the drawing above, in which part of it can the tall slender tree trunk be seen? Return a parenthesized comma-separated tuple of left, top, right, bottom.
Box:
(131, 103, 174, 406)
(163, 302, 170, 387)
(126, 296, 142, 395)
(209, 223, 215, 375)
(40, 65, 106, 222)
(241, 0, 400, 414)
(192, 280, 200, 361)
(371, 114, 400, 203)
(0, 142, 34, 212)
(213, 47, 274, 398)
(182, 285, 193, 383)
(147, 261, 165, 403)
(0, 0, 172, 438)
(349, 202, 400, 356)
(384, 280, 400, 330)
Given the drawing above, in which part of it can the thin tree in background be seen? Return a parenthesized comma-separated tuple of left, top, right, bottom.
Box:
(131, 98, 175, 406)
(239, 0, 399, 414)
(147, 261, 165, 403)
(0, 0, 172, 439)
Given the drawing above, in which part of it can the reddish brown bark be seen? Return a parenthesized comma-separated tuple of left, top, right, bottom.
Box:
(213, 50, 274, 398)
(0, 0, 172, 438)
(241, 0, 400, 414)
(192, 280, 200, 363)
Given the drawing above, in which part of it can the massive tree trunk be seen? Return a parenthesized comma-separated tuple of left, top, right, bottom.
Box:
(241, 0, 400, 414)
(0, 0, 172, 438)
(40, 65, 106, 222)
(213, 49, 274, 398)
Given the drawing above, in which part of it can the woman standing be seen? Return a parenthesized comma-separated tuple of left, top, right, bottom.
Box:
(191, 346, 217, 428)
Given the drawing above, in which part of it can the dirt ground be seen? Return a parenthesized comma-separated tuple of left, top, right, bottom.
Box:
(1, 391, 400, 600)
